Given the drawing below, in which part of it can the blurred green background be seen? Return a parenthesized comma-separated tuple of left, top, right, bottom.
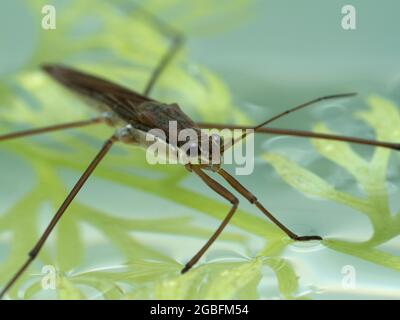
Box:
(0, 0, 400, 299)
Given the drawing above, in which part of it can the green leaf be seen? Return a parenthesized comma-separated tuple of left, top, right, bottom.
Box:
(263, 95, 400, 274)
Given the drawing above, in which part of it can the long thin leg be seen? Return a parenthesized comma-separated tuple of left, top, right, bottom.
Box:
(0, 135, 117, 299)
(197, 123, 400, 151)
(222, 93, 357, 151)
(217, 168, 321, 241)
(143, 33, 183, 96)
(181, 165, 239, 274)
(136, 7, 184, 96)
(0, 117, 103, 143)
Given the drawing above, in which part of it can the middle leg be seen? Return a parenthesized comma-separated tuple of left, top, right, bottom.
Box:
(217, 168, 322, 241)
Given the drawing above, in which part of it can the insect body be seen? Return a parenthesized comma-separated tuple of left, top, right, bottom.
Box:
(43, 64, 221, 167)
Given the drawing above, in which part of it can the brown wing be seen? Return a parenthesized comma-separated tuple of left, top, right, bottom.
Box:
(134, 102, 199, 146)
(42, 64, 199, 143)
(42, 64, 154, 121)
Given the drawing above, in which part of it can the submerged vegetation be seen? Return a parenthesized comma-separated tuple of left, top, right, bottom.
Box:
(0, 0, 399, 299)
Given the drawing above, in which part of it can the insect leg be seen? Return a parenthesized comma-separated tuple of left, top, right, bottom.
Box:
(0, 135, 117, 299)
(217, 168, 322, 241)
(135, 7, 185, 96)
(0, 117, 104, 143)
(181, 165, 239, 274)
(197, 123, 400, 151)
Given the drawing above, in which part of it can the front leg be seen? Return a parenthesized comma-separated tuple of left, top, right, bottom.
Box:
(181, 165, 239, 273)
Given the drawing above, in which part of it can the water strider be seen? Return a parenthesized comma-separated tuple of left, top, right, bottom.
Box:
(1, 10, 399, 299)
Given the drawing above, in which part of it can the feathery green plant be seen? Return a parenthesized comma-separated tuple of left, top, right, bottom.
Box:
(0, 0, 293, 300)
(1, 0, 399, 300)
(264, 95, 400, 275)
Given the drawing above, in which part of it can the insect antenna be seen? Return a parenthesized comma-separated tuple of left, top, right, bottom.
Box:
(222, 93, 358, 152)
